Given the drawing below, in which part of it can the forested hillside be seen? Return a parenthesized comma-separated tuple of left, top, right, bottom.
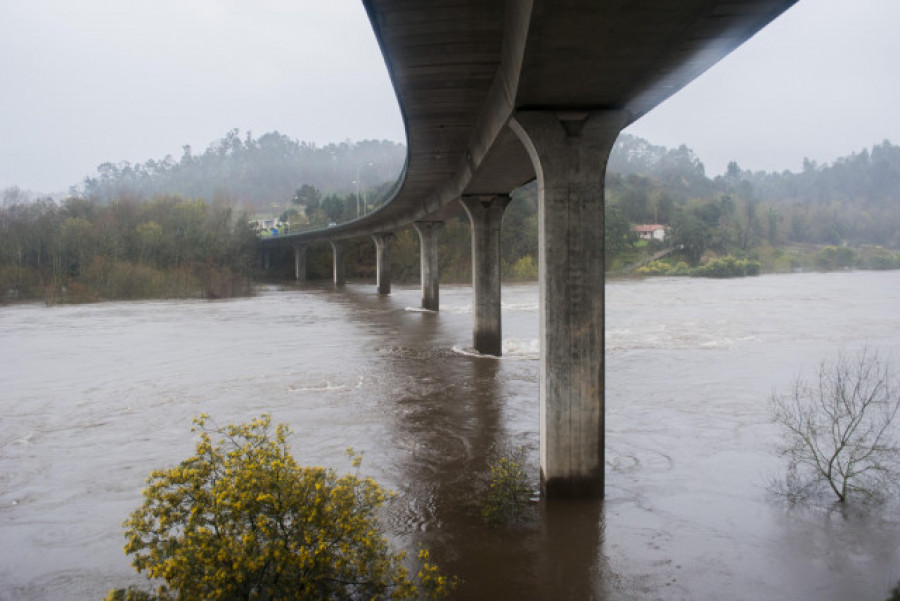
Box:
(607, 134, 900, 248)
(602, 135, 900, 274)
(79, 130, 407, 212)
(71, 128, 900, 257)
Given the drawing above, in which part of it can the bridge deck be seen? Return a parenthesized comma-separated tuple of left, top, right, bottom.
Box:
(261, 0, 796, 248)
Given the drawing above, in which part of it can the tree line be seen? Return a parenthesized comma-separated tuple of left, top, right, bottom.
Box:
(4, 130, 900, 303)
(70, 127, 900, 269)
(0, 192, 258, 303)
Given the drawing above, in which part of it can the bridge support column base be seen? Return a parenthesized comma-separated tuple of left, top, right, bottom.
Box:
(460, 195, 511, 356)
(510, 109, 628, 499)
(542, 473, 603, 499)
(413, 222, 443, 311)
(329, 240, 346, 287)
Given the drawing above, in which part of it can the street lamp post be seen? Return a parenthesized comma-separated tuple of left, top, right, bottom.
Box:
(355, 161, 375, 218)
(270, 203, 281, 233)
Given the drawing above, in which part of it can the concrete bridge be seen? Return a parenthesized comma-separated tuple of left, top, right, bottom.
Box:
(260, 0, 797, 498)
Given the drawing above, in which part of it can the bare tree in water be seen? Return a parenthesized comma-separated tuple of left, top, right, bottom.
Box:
(770, 347, 900, 504)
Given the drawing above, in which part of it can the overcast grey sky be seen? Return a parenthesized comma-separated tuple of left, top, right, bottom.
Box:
(1, 0, 898, 194)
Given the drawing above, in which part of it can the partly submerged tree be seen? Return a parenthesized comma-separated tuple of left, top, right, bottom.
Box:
(770, 348, 900, 504)
(480, 447, 534, 527)
(108, 414, 452, 600)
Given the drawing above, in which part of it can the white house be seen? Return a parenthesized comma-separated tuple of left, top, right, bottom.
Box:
(632, 224, 667, 241)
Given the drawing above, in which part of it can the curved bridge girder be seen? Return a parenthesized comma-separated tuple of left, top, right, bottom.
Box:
(262, 0, 796, 248)
(261, 0, 797, 498)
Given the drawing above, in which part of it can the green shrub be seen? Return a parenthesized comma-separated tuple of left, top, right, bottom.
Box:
(636, 260, 673, 276)
(814, 245, 857, 270)
(868, 255, 898, 270)
(689, 256, 760, 278)
(83, 258, 168, 299)
(0, 265, 43, 303)
(859, 246, 900, 270)
(103, 587, 158, 601)
(668, 261, 692, 276)
(744, 259, 761, 276)
(507, 255, 538, 280)
(637, 256, 760, 278)
(773, 251, 805, 273)
(887, 582, 900, 601)
(481, 450, 533, 527)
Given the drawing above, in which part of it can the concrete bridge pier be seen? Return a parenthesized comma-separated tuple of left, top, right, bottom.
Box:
(460, 194, 511, 356)
(371, 233, 393, 295)
(509, 109, 628, 499)
(413, 221, 443, 311)
(292, 243, 308, 282)
(329, 240, 346, 287)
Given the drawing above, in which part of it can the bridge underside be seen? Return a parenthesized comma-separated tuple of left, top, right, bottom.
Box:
(262, 0, 797, 498)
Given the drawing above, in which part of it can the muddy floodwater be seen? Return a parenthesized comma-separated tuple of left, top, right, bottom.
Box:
(2, 271, 899, 600)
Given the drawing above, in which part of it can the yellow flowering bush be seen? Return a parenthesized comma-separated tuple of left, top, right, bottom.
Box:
(107, 414, 453, 600)
(635, 259, 672, 276)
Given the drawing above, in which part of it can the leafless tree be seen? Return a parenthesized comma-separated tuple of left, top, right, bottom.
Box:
(770, 347, 900, 504)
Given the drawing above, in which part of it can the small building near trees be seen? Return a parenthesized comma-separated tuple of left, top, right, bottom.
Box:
(632, 224, 667, 242)
(250, 215, 286, 236)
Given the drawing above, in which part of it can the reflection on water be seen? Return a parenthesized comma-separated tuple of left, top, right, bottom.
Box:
(1, 272, 900, 600)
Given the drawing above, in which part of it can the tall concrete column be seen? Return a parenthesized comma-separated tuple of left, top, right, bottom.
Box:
(329, 240, 346, 287)
(460, 194, 511, 356)
(292, 244, 308, 282)
(371, 233, 393, 295)
(413, 221, 443, 311)
(509, 109, 628, 499)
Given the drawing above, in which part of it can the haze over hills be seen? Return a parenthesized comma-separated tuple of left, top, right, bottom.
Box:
(66, 130, 900, 248)
(5, 129, 900, 252)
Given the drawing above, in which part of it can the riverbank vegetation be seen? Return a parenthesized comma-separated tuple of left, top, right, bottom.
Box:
(107, 414, 453, 601)
(637, 256, 761, 278)
(5, 131, 900, 301)
(0, 194, 257, 304)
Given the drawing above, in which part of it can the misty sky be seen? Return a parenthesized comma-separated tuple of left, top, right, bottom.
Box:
(2, 0, 898, 194)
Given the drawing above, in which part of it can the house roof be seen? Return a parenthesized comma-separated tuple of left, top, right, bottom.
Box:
(632, 224, 666, 232)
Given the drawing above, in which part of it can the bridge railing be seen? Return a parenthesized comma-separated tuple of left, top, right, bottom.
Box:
(257, 155, 410, 240)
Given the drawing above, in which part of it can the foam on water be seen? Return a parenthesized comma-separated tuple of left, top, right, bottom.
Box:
(502, 338, 540, 359)
(403, 306, 437, 313)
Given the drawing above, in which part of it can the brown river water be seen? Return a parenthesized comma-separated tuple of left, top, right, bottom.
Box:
(2, 271, 899, 600)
